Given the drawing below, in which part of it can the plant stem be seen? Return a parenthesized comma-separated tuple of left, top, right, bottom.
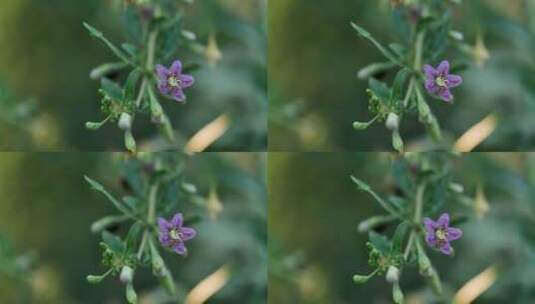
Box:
(403, 31, 425, 108)
(137, 183, 160, 259)
(404, 182, 426, 260)
(136, 30, 159, 108)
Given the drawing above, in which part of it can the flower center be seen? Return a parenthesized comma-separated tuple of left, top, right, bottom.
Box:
(168, 76, 182, 88)
(169, 228, 183, 241)
(435, 228, 447, 241)
(435, 76, 448, 87)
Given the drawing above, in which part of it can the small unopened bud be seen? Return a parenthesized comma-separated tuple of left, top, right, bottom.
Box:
(124, 130, 137, 153)
(126, 282, 137, 303)
(353, 270, 377, 284)
(182, 183, 197, 194)
(181, 30, 197, 41)
(392, 130, 404, 152)
(392, 282, 404, 304)
(120, 266, 134, 284)
(353, 121, 371, 130)
(386, 266, 400, 283)
(418, 253, 433, 277)
(118, 113, 133, 130)
(449, 182, 464, 194)
(449, 30, 464, 41)
(85, 121, 105, 130)
(358, 215, 394, 233)
(86, 274, 105, 284)
(385, 113, 400, 130)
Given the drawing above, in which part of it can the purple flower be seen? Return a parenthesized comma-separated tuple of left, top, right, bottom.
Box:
(158, 213, 197, 255)
(155, 60, 195, 102)
(423, 213, 463, 256)
(423, 60, 463, 103)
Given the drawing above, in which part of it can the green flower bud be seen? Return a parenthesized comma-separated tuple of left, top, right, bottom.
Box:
(86, 269, 112, 284)
(149, 239, 167, 277)
(90, 62, 128, 80)
(124, 130, 137, 153)
(126, 282, 138, 304)
(358, 215, 395, 233)
(392, 282, 404, 304)
(353, 269, 377, 284)
(352, 274, 371, 284)
(353, 121, 372, 130)
(392, 130, 404, 152)
(85, 116, 112, 131)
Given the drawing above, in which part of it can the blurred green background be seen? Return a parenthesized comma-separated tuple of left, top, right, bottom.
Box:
(269, 152, 535, 303)
(0, 152, 266, 303)
(269, 0, 535, 151)
(0, 0, 266, 151)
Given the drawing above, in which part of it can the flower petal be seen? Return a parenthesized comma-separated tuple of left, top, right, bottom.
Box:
(426, 233, 437, 247)
(158, 81, 171, 95)
(181, 227, 197, 241)
(447, 227, 463, 241)
(155, 64, 168, 79)
(172, 88, 186, 102)
(169, 60, 182, 75)
(436, 213, 450, 227)
(439, 242, 453, 255)
(171, 213, 183, 227)
(173, 242, 187, 255)
(436, 60, 450, 75)
(159, 234, 171, 246)
(439, 88, 453, 102)
(179, 74, 195, 88)
(158, 218, 170, 231)
(423, 218, 437, 232)
(446, 74, 463, 88)
(425, 79, 439, 94)
(423, 64, 437, 78)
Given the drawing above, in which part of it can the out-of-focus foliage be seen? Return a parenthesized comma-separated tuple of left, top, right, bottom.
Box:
(0, 81, 36, 149)
(0, 152, 266, 303)
(0, 0, 266, 151)
(269, 152, 535, 303)
(269, 0, 535, 151)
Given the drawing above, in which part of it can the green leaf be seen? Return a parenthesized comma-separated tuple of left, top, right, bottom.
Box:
(391, 221, 410, 253)
(357, 62, 396, 79)
(157, 14, 183, 61)
(369, 231, 391, 254)
(121, 43, 139, 58)
(90, 62, 128, 80)
(125, 222, 143, 254)
(84, 176, 137, 219)
(350, 22, 403, 65)
(391, 68, 410, 102)
(101, 78, 123, 101)
(123, 69, 142, 102)
(83, 22, 133, 65)
(388, 43, 406, 58)
(351, 176, 401, 216)
(392, 158, 414, 195)
(368, 78, 391, 102)
(102, 231, 125, 254)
